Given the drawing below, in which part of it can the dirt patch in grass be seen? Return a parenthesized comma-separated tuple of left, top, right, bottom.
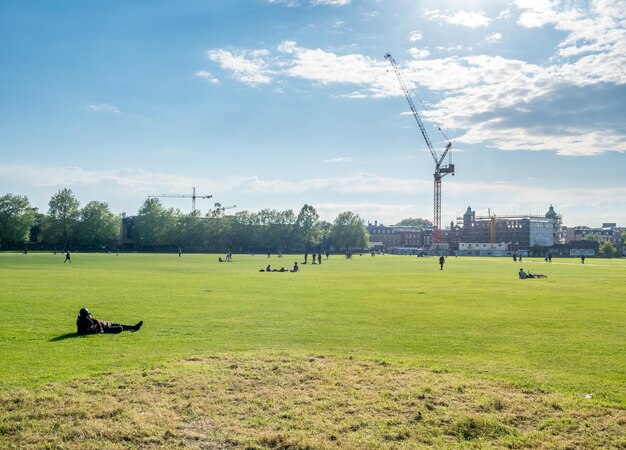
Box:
(1, 354, 624, 449)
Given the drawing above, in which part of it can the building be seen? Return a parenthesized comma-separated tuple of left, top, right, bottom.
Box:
(547, 241, 599, 257)
(367, 205, 563, 254)
(367, 222, 402, 249)
(366, 222, 427, 251)
(457, 242, 509, 256)
(565, 223, 624, 256)
(455, 205, 563, 252)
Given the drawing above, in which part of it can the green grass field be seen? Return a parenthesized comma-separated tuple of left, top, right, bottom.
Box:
(1, 252, 625, 448)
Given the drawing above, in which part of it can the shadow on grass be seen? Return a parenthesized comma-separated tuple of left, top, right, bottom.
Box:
(49, 332, 84, 342)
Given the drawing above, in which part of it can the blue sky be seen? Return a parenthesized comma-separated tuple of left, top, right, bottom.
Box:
(1, 0, 625, 227)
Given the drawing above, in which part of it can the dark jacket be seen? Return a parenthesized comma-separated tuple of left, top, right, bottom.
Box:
(76, 315, 102, 335)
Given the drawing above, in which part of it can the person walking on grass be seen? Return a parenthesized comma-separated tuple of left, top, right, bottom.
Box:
(64, 251, 71, 264)
(439, 255, 445, 270)
(76, 308, 143, 335)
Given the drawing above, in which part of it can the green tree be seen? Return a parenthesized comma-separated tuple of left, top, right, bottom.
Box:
(292, 204, 322, 251)
(255, 208, 295, 251)
(230, 210, 256, 252)
(134, 198, 175, 249)
(394, 217, 433, 228)
(599, 240, 616, 258)
(171, 211, 211, 251)
(43, 188, 81, 248)
(319, 220, 332, 252)
(584, 233, 603, 243)
(330, 211, 369, 251)
(77, 201, 120, 249)
(274, 209, 296, 252)
(0, 194, 37, 248)
(205, 203, 233, 252)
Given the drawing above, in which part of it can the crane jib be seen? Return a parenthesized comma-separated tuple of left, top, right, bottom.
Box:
(384, 53, 452, 167)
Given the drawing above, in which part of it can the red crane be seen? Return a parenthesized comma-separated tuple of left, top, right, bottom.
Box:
(384, 53, 454, 244)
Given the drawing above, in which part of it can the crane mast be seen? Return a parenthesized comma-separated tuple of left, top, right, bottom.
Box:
(384, 53, 454, 245)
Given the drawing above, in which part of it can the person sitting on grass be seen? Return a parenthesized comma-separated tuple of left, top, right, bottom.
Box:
(76, 308, 143, 335)
(519, 268, 547, 279)
(290, 262, 299, 272)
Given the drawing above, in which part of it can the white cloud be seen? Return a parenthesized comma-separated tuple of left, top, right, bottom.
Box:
(515, 0, 575, 28)
(362, 10, 378, 18)
(409, 30, 422, 42)
(340, 91, 368, 99)
(435, 44, 471, 52)
(207, 36, 626, 155)
(3, 165, 626, 225)
(333, 20, 344, 28)
(195, 70, 219, 84)
(425, 9, 492, 28)
(458, 122, 625, 156)
(278, 42, 392, 95)
(516, 0, 626, 60)
(498, 9, 512, 20)
(315, 202, 417, 224)
(206, 49, 273, 85)
(485, 32, 503, 43)
(266, 0, 300, 6)
(408, 47, 430, 59)
(311, 0, 350, 5)
(323, 157, 352, 163)
(0, 165, 220, 193)
(238, 172, 432, 195)
(87, 103, 120, 113)
(277, 40, 298, 54)
(206, 0, 626, 156)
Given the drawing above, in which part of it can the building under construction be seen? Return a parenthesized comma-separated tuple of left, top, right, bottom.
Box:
(456, 205, 564, 252)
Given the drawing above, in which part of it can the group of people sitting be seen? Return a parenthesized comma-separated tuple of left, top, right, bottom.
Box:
(260, 262, 299, 272)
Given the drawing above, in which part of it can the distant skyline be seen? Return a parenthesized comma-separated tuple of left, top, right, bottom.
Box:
(1, 0, 625, 227)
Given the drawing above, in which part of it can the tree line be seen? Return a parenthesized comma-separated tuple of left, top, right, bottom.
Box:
(0, 189, 369, 253)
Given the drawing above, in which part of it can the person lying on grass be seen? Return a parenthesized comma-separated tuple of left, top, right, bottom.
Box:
(76, 308, 143, 335)
(518, 268, 547, 279)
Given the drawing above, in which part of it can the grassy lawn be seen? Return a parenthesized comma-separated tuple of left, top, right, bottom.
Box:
(1, 252, 625, 447)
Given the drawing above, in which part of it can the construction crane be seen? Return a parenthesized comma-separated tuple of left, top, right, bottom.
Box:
(384, 53, 454, 245)
(148, 187, 213, 214)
